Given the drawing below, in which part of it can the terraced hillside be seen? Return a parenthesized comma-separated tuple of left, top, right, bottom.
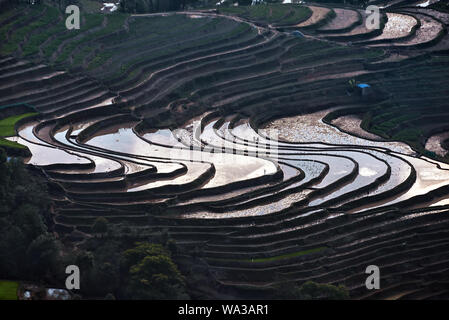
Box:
(2, 1, 449, 299)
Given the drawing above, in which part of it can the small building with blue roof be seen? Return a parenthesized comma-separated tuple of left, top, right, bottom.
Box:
(357, 83, 372, 96)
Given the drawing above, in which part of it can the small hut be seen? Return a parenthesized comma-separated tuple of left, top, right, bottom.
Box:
(357, 83, 372, 96)
(291, 30, 305, 38)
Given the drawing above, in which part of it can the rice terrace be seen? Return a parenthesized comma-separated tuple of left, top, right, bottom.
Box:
(1, 0, 449, 301)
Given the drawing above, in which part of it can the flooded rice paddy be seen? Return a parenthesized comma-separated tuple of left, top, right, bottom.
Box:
(14, 104, 449, 219)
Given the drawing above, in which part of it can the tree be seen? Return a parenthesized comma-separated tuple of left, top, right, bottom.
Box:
(121, 242, 189, 299)
(121, 242, 169, 270)
(26, 233, 63, 279)
(0, 154, 55, 281)
(77, 240, 122, 297)
(92, 217, 108, 237)
(12, 204, 47, 243)
(75, 250, 94, 271)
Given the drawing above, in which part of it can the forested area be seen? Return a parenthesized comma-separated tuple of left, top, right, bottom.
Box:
(0, 148, 189, 299)
(0, 149, 59, 282)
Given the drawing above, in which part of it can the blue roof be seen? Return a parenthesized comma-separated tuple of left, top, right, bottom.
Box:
(291, 30, 305, 37)
(357, 83, 371, 88)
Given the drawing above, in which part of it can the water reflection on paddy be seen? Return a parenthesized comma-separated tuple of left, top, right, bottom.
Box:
(53, 128, 122, 173)
(182, 190, 313, 219)
(16, 104, 449, 215)
(264, 110, 415, 154)
(13, 137, 91, 166)
(86, 125, 277, 190)
(360, 154, 449, 210)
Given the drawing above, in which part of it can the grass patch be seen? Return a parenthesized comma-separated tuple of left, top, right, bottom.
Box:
(0, 137, 27, 149)
(79, 0, 103, 13)
(0, 281, 19, 300)
(0, 113, 38, 137)
(219, 6, 248, 16)
(243, 247, 326, 263)
(207, 247, 327, 264)
(2, 5, 59, 56)
(55, 13, 127, 65)
(392, 128, 423, 143)
(221, 4, 311, 25)
(107, 20, 253, 81)
(0, 112, 37, 150)
(42, 13, 105, 60)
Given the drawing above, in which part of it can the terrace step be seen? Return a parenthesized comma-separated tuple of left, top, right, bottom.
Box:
(316, 8, 362, 34)
(357, 12, 419, 45)
(324, 11, 387, 42)
(296, 6, 335, 30)
(369, 13, 446, 49)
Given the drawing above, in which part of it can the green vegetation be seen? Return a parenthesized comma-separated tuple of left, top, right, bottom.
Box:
(274, 280, 349, 300)
(107, 20, 253, 81)
(248, 4, 288, 22)
(208, 247, 326, 263)
(54, 13, 128, 65)
(121, 242, 188, 299)
(0, 5, 257, 81)
(0, 149, 62, 282)
(284, 42, 383, 62)
(0, 5, 125, 65)
(244, 247, 326, 263)
(21, 10, 62, 56)
(346, 57, 449, 161)
(392, 128, 423, 144)
(71, 239, 188, 299)
(79, 0, 103, 13)
(0, 113, 37, 137)
(0, 6, 38, 53)
(0, 150, 189, 299)
(362, 105, 427, 151)
(92, 217, 109, 236)
(0, 280, 19, 300)
(220, 4, 312, 25)
(120, 0, 186, 13)
(1, 5, 59, 56)
(0, 4, 126, 71)
(0, 138, 27, 150)
(42, 14, 103, 58)
(218, 6, 247, 15)
(306, 0, 367, 4)
(0, 112, 37, 150)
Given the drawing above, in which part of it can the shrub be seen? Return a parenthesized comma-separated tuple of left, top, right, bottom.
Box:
(274, 280, 349, 300)
(121, 242, 189, 299)
(92, 217, 109, 236)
